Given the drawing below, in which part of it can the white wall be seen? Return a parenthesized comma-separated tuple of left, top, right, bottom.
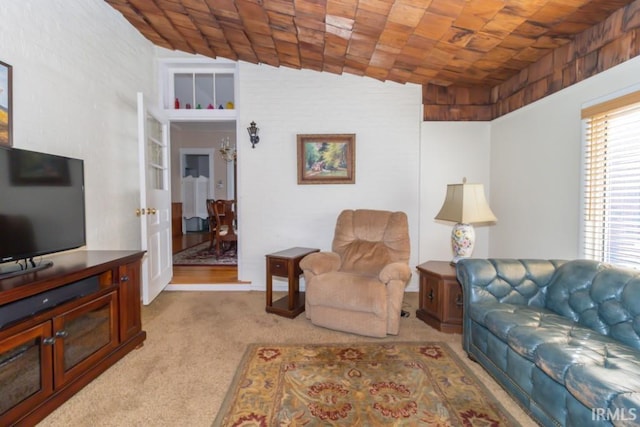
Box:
(420, 122, 492, 262)
(0, 0, 155, 250)
(489, 55, 640, 259)
(237, 64, 423, 289)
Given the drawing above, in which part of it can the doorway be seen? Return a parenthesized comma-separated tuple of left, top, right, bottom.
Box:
(169, 120, 238, 284)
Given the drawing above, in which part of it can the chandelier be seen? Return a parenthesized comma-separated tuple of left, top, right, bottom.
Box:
(219, 137, 236, 162)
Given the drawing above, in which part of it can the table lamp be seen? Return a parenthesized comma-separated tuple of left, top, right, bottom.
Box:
(434, 178, 497, 264)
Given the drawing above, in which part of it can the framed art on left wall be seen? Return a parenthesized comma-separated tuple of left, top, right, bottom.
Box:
(0, 60, 12, 147)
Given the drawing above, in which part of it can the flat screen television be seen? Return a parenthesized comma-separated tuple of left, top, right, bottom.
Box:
(0, 147, 86, 276)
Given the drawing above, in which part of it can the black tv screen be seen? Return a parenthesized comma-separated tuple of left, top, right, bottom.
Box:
(0, 147, 86, 263)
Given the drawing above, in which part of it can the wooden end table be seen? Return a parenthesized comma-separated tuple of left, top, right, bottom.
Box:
(416, 261, 463, 333)
(265, 247, 319, 318)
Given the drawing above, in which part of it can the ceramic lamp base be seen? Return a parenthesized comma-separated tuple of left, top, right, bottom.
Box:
(450, 222, 475, 264)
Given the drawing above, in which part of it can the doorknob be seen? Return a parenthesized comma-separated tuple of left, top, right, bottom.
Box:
(136, 208, 157, 216)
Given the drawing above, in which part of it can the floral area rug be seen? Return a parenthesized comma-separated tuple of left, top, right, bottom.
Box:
(213, 342, 518, 426)
(172, 242, 237, 266)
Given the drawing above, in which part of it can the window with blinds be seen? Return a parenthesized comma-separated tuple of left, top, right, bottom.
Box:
(582, 91, 640, 269)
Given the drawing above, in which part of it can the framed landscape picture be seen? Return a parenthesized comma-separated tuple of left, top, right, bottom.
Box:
(0, 60, 12, 147)
(297, 134, 355, 184)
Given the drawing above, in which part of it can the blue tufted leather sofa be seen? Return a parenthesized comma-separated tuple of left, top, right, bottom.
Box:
(456, 259, 640, 426)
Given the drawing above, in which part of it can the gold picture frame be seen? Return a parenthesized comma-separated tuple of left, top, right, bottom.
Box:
(0, 60, 12, 147)
(297, 134, 355, 185)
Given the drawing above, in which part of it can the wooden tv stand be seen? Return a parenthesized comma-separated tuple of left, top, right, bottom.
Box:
(0, 250, 146, 426)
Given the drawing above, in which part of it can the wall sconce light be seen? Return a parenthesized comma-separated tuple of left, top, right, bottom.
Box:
(247, 121, 260, 148)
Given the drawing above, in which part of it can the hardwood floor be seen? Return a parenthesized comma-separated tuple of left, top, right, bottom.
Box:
(172, 231, 203, 253)
(172, 265, 240, 284)
(171, 231, 243, 284)
(172, 231, 210, 254)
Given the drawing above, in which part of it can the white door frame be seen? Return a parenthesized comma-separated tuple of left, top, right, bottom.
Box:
(179, 148, 216, 185)
(226, 160, 235, 200)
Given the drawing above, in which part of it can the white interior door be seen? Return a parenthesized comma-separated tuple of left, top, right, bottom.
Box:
(137, 92, 172, 304)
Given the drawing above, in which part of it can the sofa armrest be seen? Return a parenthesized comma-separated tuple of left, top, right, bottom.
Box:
(378, 262, 412, 284)
(300, 252, 341, 278)
(378, 262, 412, 335)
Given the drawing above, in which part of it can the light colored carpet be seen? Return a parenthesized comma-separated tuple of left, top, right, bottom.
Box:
(38, 291, 537, 426)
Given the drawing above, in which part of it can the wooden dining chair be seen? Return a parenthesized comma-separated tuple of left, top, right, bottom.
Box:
(206, 199, 217, 249)
(213, 199, 237, 256)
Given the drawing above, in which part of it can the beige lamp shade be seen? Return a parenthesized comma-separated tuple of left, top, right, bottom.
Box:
(434, 181, 497, 224)
(435, 179, 496, 264)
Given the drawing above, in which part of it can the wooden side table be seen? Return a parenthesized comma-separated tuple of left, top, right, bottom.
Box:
(265, 247, 319, 318)
(416, 261, 463, 333)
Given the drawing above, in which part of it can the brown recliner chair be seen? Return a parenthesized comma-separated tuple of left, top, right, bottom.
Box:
(300, 209, 412, 337)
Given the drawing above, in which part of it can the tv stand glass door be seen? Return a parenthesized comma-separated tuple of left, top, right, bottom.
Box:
(53, 292, 118, 387)
(0, 322, 53, 421)
(0, 292, 118, 420)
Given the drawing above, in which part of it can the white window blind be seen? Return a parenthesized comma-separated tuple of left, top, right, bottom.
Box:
(582, 92, 640, 269)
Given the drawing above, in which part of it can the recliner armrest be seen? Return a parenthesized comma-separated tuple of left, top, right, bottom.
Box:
(299, 251, 341, 276)
(378, 262, 412, 284)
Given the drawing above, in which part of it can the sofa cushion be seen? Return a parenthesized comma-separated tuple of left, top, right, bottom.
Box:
(339, 240, 392, 276)
(506, 322, 576, 361)
(332, 210, 410, 277)
(470, 302, 572, 361)
(534, 334, 626, 381)
(611, 392, 640, 424)
(474, 300, 640, 417)
(566, 363, 640, 412)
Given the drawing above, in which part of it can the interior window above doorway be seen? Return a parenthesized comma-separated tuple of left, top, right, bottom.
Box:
(157, 58, 238, 121)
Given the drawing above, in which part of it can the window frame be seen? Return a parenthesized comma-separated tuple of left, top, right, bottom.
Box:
(580, 90, 640, 269)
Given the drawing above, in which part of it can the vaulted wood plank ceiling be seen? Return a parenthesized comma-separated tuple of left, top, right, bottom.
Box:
(104, 0, 640, 118)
